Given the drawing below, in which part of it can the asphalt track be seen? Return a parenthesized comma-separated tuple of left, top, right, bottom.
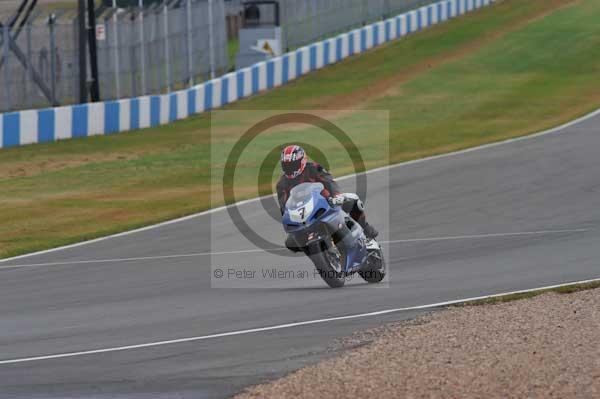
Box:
(1, 110, 600, 398)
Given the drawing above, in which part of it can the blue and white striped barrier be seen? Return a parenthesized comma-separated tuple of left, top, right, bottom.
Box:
(0, 0, 493, 149)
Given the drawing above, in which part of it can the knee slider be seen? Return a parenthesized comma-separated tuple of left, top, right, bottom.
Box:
(355, 199, 364, 211)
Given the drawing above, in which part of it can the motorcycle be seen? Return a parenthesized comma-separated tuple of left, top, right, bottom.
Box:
(282, 182, 386, 288)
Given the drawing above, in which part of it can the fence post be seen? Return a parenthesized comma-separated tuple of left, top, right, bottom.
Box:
(311, 0, 317, 42)
(139, 0, 146, 95)
(49, 14, 58, 106)
(25, 22, 33, 108)
(186, 0, 193, 86)
(112, 0, 121, 98)
(281, 0, 289, 52)
(77, 0, 88, 103)
(130, 14, 137, 97)
(163, 2, 171, 92)
(2, 25, 10, 110)
(208, 0, 215, 79)
(153, 10, 160, 93)
(87, 0, 101, 101)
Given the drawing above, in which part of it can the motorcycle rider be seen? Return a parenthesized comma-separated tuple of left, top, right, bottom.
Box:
(276, 145, 379, 245)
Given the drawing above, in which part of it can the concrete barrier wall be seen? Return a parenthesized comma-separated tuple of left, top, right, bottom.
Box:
(0, 0, 493, 149)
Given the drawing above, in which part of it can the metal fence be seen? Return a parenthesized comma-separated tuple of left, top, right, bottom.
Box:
(0, 16, 80, 111)
(224, 0, 244, 15)
(97, 0, 228, 101)
(0, 0, 228, 112)
(280, 0, 439, 50)
(1, 0, 441, 112)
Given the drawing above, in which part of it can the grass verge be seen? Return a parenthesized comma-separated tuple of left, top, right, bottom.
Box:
(458, 280, 600, 306)
(1, 0, 600, 258)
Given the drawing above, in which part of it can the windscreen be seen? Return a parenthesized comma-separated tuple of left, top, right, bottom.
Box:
(286, 182, 324, 209)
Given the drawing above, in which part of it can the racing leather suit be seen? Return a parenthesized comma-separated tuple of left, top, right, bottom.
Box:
(276, 162, 377, 247)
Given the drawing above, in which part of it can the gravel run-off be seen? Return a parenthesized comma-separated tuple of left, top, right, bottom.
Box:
(235, 288, 600, 398)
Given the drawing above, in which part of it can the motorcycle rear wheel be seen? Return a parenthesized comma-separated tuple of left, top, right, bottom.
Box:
(359, 248, 386, 283)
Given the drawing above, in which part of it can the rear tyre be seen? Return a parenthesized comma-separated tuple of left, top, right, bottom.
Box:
(359, 248, 386, 283)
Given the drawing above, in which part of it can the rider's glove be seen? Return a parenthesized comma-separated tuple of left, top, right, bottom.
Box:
(328, 195, 345, 207)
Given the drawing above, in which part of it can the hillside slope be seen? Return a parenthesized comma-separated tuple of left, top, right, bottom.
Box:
(1, 0, 600, 258)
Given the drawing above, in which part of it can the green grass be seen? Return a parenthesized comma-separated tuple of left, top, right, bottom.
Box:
(2, 0, 600, 258)
(457, 281, 600, 307)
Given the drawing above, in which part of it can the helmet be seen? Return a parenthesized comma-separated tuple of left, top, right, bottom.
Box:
(281, 145, 307, 179)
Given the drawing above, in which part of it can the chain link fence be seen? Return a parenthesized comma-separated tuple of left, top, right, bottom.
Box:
(0, 16, 80, 111)
(97, 0, 228, 100)
(280, 0, 439, 50)
(0, 0, 228, 112)
(1, 0, 442, 112)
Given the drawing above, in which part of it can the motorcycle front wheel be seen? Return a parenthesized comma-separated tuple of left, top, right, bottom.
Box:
(307, 242, 346, 288)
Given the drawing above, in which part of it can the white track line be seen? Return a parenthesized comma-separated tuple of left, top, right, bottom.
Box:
(0, 248, 275, 270)
(1, 276, 599, 366)
(1, 107, 599, 266)
(0, 228, 587, 270)
(384, 228, 589, 244)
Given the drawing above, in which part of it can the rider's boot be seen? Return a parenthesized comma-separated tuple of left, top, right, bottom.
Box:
(354, 212, 378, 240)
(362, 223, 379, 240)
